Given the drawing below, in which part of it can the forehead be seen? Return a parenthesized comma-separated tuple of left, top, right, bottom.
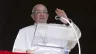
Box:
(34, 5, 47, 11)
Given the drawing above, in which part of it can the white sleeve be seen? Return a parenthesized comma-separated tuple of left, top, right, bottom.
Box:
(66, 20, 82, 51)
(12, 29, 27, 53)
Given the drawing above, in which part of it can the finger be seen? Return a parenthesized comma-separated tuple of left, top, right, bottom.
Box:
(60, 10, 64, 13)
(61, 10, 65, 13)
(57, 8, 62, 13)
(55, 10, 58, 14)
(56, 8, 64, 17)
(63, 11, 67, 18)
(61, 10, 68, 18)
(57, 8, 63, 13)
(56, 8, 61, 14)
(55, 10, 60, 16)
(59, 9, 65, 14)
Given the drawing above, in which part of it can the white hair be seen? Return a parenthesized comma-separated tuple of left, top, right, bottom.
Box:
(32, 4, 48, 14)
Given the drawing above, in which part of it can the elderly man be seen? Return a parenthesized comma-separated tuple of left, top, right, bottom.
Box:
(12, 4, 81, 54)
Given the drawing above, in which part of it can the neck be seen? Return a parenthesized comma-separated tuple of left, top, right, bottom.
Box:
(34, 22, 47, 25)
(35, 22, 47, 24)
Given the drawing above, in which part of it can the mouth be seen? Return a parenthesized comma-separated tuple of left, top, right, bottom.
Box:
(40, 18, 45, 19)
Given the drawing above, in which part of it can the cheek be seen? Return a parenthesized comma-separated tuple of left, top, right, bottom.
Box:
(34, 14, 40, 20)
(34, 14, 48, 20)
(45, 14, 48, 18)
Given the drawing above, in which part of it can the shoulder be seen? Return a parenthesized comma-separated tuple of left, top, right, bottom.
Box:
(19, 25, 35, 32)
(48, 23, 67, 27)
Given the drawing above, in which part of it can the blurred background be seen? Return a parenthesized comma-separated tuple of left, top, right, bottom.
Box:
(0, 0, 94, 54)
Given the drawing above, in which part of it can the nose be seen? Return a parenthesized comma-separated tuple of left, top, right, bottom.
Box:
(40, 12, 44, 17)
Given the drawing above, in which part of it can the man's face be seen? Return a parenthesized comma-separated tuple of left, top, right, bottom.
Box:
(32, 5, 49, 23)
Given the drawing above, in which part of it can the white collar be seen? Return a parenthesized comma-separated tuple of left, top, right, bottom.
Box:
(34, 23, 47, 25)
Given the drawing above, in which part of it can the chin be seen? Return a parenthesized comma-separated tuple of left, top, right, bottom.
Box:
(38, 21, 47, 23)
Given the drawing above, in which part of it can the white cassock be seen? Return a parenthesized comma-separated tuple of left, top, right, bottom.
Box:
(12, 21, 81, 54)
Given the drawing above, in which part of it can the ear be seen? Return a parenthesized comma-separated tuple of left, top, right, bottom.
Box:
(31, 14, 35, 20)
(47, 14, 49, 17)
(47, 13, 49, 18)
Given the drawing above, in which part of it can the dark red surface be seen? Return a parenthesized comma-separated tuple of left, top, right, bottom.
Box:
(0, 51, 27, 54)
